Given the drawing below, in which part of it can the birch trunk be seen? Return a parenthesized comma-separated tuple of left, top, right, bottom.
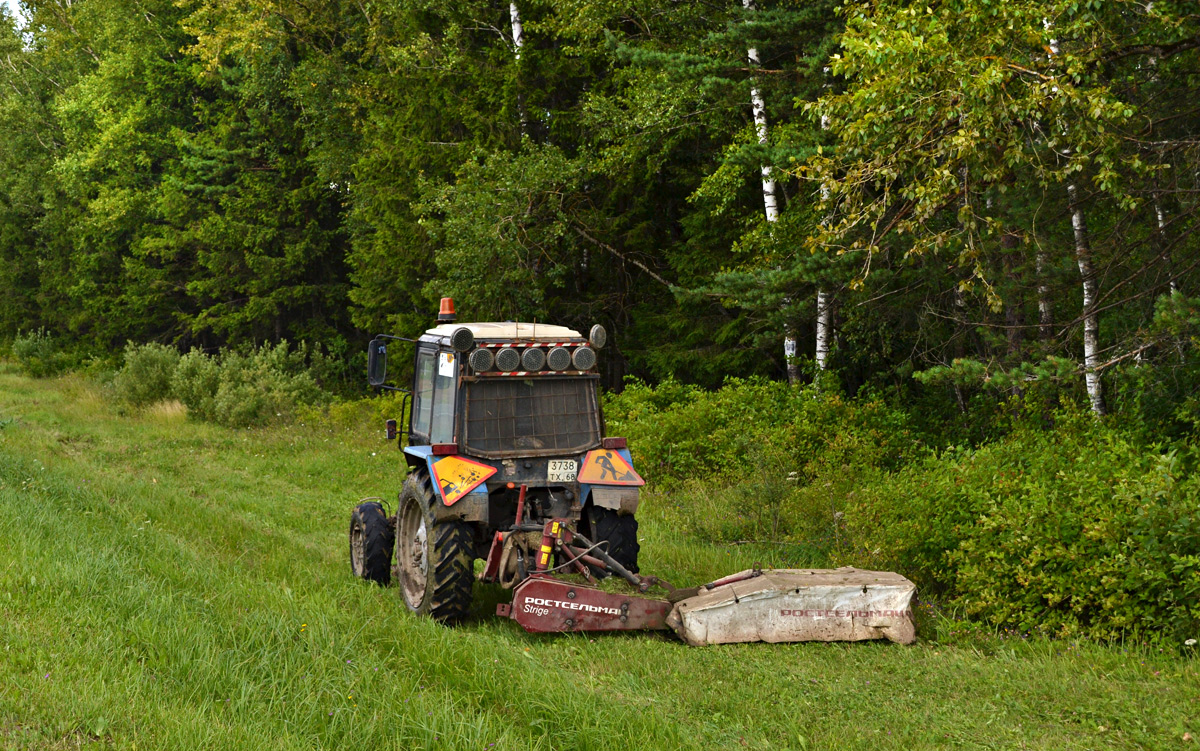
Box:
(1036, 29, 1055, 342)
(815, 111, 832, 373)
(1037, 251, 1053, 340)
(743, 0, 798, 384)
(1002, 233, 1024, 358)
(1049, 28, 1104, 415)
(1154, 193, 1175, 294)
(815, 291, 831, 371)
(1067, 182, 1105, 415)
(952, 285, 968, 413)
(509, 3, 528, 134)
(748, 75, 780, 222)
(509, 3, 524, 57)
(1147, 42, 1176, 295)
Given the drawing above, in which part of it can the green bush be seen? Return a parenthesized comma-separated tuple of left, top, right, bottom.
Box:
(604, 377, 924, 483)
(171, 342, 330, 428)
(838, 407, 1200, 643)
(604, 377, 923, 560)
(112, 342, 180, 406)
(10, 328, 69, 378)
(173, 349, 221, 419)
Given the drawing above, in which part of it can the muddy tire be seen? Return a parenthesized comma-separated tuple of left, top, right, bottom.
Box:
(395, 471, 474, 622)
(349, 501, 394, 586)
(588, 505, 640, 574)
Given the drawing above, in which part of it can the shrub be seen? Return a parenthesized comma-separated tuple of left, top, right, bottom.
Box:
(654, 440, 848, 552)
(838, 407, 1200, 643)
(615, 376, 1200, 643)
(112, 342, 180, 407)
(603, 377, 924, 562)
(173, 349, 221, 420)
(170, 342, 330, 428)
(604, 377, 924, 484)
(10, 328, 69, 378)
(299, 389, 410, 433)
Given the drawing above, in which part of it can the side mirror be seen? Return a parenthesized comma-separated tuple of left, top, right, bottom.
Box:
(367, 338, 388, 387)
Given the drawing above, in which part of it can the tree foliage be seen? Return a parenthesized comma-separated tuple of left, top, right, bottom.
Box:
(0, 0, 1196, 422)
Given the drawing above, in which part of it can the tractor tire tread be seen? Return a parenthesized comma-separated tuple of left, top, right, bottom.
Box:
(429, 521, 474, 622)
(399, 470, 475, 623)
(590, 506, 640, 574)
(351, 501, 394, 586)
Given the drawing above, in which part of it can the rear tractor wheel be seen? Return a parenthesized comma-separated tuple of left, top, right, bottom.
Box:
(349, 500, 394, 586)
(395, 471, 474, 622)
(587, 505, 640, 574)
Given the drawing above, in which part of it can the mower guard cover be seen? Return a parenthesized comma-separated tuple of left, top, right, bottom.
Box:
(667, 567, 916, 646)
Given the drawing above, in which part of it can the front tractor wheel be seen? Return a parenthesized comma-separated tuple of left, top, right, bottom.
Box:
(396, 471, 474, 622)
(349, 501, 395, 586)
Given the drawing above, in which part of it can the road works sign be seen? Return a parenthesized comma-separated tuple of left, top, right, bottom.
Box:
(433, 455, 496, 505)
(578, 449, 644, 486)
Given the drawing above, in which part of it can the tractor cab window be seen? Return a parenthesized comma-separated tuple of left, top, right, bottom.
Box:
(411, 348, 435, 439)
(410, 346, 458, 444)
(430, 351, 457, 444)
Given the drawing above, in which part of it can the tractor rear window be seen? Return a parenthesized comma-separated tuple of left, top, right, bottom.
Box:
(463, 378, 600, 457)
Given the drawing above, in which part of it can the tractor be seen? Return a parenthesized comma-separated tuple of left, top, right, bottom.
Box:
(347, 298, 919, 644)
(349, 298, 644, 623)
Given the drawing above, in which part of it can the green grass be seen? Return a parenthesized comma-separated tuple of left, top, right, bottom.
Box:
(0, 367, 1196, 750)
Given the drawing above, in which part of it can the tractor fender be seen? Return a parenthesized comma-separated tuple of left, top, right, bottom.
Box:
(402, 444, 436, 475)
(402, 445, 488, 522)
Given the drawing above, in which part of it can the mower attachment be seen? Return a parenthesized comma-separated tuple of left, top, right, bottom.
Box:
(486, 517, 917, 645)
(486, 514, 674, 633)
(497, 575, 672, 633)
(666, 567, 917, 646)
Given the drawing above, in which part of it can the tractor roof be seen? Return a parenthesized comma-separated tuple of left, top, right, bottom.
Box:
(424, 322, 583, 342)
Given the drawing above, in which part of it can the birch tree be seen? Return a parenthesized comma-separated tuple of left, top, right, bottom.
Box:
(1066, 179, 1104, 414)
(815, 90, 834, 374)
(1048, 32, 1104, 415)
(742, 0, 800, 385)
(509, 2, 529, 136)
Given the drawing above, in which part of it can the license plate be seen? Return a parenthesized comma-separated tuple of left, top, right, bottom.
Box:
(547, 459, 578, 483)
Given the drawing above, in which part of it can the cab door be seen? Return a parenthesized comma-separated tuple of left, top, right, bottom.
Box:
(409, 345, 459, 445)
(409, 346, 435, 444)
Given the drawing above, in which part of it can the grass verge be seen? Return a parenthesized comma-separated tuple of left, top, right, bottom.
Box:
(0, 368, 1195, 750)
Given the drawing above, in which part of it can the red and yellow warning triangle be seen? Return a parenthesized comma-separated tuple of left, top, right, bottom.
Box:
(432, 455, 497, 505)
(578, 449, 644, 486)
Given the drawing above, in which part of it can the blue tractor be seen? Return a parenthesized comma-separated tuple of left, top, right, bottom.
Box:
(349, 298, 643, 623)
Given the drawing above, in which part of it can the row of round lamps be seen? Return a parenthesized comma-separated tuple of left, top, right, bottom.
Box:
(469, 345, 596, 373)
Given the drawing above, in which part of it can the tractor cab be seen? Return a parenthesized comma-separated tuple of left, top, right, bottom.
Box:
(411, 320, 602, 458)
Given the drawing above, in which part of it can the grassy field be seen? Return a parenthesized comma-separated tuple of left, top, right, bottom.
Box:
(0, 367, 1196, 750)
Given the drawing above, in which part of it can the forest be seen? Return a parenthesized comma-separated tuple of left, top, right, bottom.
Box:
(0, 0, 1196, 418)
